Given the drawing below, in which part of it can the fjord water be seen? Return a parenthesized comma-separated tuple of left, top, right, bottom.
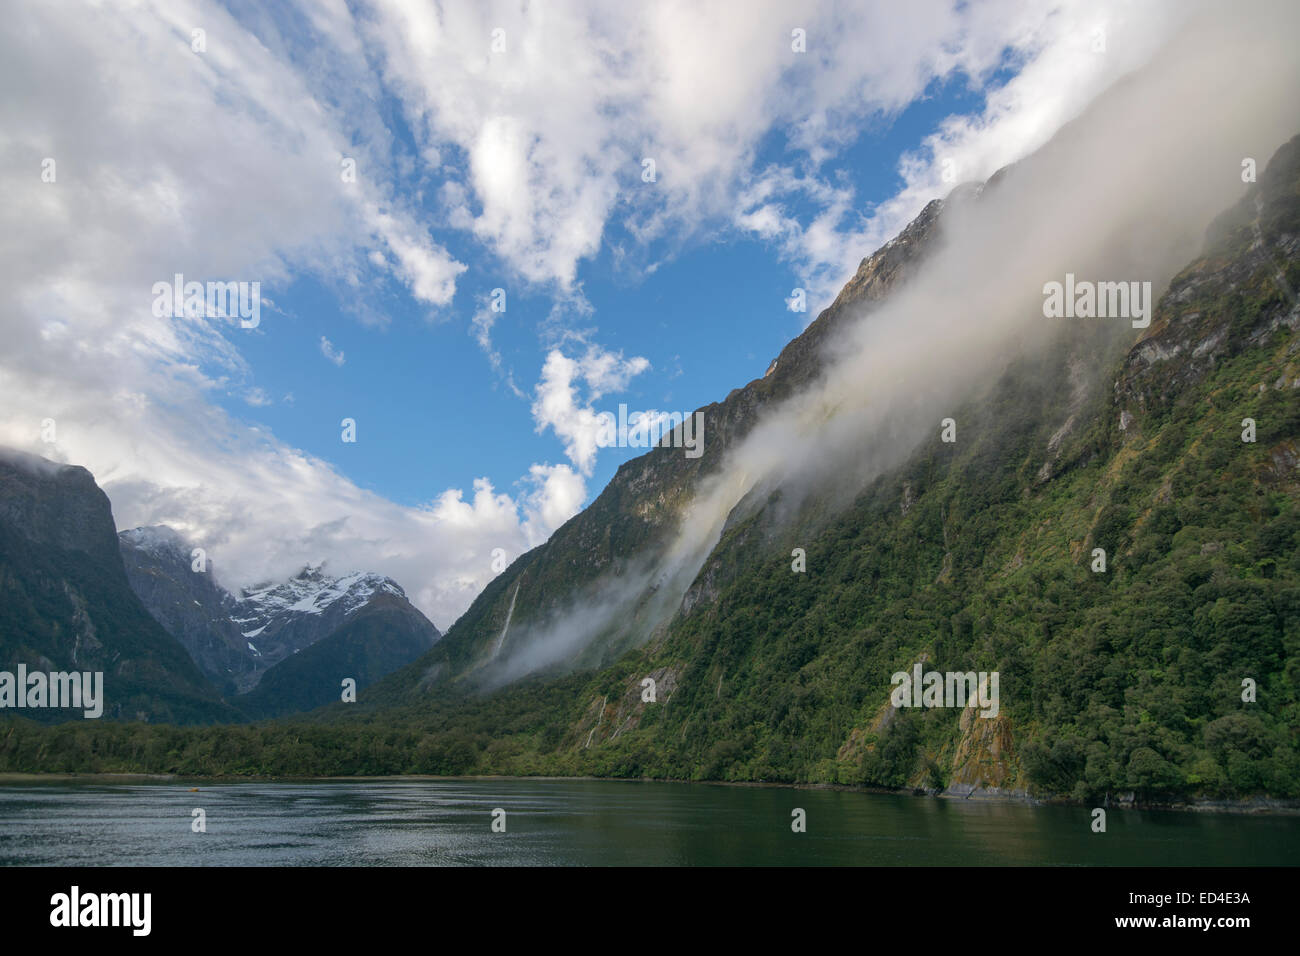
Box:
(0, 779, 1294, 866)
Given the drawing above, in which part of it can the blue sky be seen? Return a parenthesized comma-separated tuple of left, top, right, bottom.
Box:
(217, 63, 1010, 511)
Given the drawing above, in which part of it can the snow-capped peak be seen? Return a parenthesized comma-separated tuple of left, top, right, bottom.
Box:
(232, 567, 404, 630)
(119, 525, 189, 558)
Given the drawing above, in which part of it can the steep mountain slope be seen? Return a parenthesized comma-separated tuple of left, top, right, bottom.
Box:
(371, 186, 955, 699)
(119, 526, 253, 696)
(0, 451, 237, 724)
(227, 567, 441, 714)
(591, 134, 1300, 798)
(650, 135, 1289, 791)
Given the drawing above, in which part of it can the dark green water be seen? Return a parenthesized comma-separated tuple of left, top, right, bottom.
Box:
(0, 779, 1294, 866)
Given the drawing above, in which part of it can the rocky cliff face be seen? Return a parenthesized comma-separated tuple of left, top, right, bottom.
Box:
(119, 526, 252, 696)
(1118, 133, 1300, 415)
(0, 449, 443, 725)
(0, 451, 236, 724)
(0, 452, 121, 568)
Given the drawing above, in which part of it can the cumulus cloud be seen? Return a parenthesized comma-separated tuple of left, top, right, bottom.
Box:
(520, 463, 587, 543)
(531, 345, 652, 475)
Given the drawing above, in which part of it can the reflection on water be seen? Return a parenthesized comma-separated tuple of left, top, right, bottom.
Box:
(0, 779, 1293, 866)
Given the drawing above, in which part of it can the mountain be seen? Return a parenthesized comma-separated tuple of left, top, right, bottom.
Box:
(119, 528, 441, 714)
(232, 566, 414, 671)
(365, 185, 956, 698)
(235, 590, 442, 718)
(0, 451, 237, 724)
(339, 132, 1300, 800)
(118, 526, 253, 696)
(362, 191, 956, 700)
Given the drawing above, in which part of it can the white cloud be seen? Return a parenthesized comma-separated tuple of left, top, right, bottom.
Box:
(319, 336, 346, 367)
(363, 0, 1194, 302)
(469, 299, 526, 398)
(531, 345, 652, 475)
(729, 1, 1197, 313)
(365, 204, 466, 309)
(520, 463, 586, 545)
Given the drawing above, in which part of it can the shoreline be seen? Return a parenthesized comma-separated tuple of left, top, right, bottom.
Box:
(2, 772, 1296, 816)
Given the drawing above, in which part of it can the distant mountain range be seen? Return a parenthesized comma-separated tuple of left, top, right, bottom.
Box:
(0, 453, 439, 723)
(119, 526, 438, 713)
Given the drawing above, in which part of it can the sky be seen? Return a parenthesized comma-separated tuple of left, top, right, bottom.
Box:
(0, 0, 1210, 630)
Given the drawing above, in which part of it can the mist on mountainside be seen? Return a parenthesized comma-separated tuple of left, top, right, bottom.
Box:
(479, 0, 1300, 686)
